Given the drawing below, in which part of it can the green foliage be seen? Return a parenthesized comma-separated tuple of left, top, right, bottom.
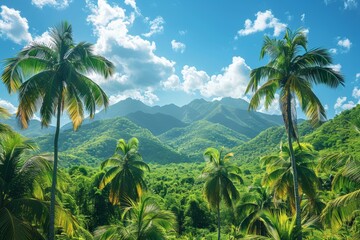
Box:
(160, 120, 248, 161)
(94, 196, 177, 240)
(36, 117, 190, 167)
(305, 105, 360, 158)
(99, 137, 149, 205)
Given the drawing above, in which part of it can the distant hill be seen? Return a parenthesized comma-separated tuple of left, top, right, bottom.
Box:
(125, 111, 188, 135)
(159, 120, 249, 161)
(64, 97, 282, 136)
(304, 104, 360, 157)
(232, 121, 314, 163)
(36, 117, 191, 167)
(1, 116, 55, 138)
(33, 97, 290, 167)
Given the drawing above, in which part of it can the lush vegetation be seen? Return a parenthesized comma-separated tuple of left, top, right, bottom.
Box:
(1, 24, 359, 240)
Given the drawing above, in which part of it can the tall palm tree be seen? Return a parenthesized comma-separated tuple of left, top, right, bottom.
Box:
(1, 21, 114, 239)
(201, 147, 243, 240)
(245, 28, 344, 238)
(0, 133, 80, 239)
(261, 143, 319, 213)
(94, 196, 177, 240)
(99, 137, 150, 205)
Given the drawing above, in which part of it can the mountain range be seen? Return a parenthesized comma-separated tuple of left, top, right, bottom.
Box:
(1, 97, 286, 166)
(6, 97, 357, 168)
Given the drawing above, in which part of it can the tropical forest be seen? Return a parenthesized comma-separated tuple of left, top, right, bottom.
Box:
(0, 6, 360, 240)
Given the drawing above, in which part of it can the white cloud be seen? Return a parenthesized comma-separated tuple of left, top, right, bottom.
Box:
(179, 30, 187, 35)
(181, 65, 209, 93)
(258, 93, 281, 115)
(124, 0, 138, 12)
(334, 96, 347, 109)
(177, 56, 252, 100)
(0, 5, 32, 44)
(337, 37, 352, 51)
(237, 10, 287, 37)
(356, 73, 360, 81)
(329, 48, 338, 54)
(334, 96, 357, 113)
(109, 88, 159, 105)
(171, 39, 186, 53)
(301, 13, 305, 22)
(329, 64, 342, 72)
(200, 57, 251, 98)
(86, 0, 175, 98)
(142, 16, 164, 37)
(344, 0, 358, 9)
(31, 0, 71, 9)
(161, 74, 181, 90)
(0, 99, 17, 114)
(33, 31, 52, 45)
(353, 87, 360, 99)
(324, 104, 329, 111)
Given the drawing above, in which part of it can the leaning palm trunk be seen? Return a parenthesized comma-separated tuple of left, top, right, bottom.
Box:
(49, 97, 62, 240)
(217, 201, 221, 240)
(286, 97, 302, 240)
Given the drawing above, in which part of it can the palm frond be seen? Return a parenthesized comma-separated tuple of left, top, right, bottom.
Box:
(321, 189, 360, 229)
(0, 207, 45, 240)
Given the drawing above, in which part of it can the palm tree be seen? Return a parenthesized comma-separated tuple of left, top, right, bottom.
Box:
(1, 21, 114, 239)
(237, 185, 275, 236)
(245, 28, 344, 238)
(99, 137, 150, 205)
(261, 143, 319, 213)
(94, 196, 176, 240)
(243, 210, 319, 240)
(0, 133, 80, 239)
(201, 147, 243, 240)
(319, 152, 360, 233)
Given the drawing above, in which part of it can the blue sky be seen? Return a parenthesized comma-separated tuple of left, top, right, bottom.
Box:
(0, 0, 359, 121)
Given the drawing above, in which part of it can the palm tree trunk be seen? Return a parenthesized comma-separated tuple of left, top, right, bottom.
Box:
(217, 201, 220, 240)
(49, 97, 62, 240)
(286, 109, 302, 240)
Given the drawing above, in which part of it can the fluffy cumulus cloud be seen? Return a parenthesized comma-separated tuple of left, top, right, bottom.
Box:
(171, 39, 186, 53)
(200, 57, 251, 98)
(353, 86, 360, 99)
(334, 95, 358, 113)
(164, 56, 252, 100)
(334, 86, 360, 113)
(142, 16, 164, 37)
(109, 88, 159, 105)
(161, 74, 181, 90)
(86, 0, 176, 104)
(31, 0, 71, 9)
(0, 99, 17, 114)
(237, 10, 287, 37)
(0, 5, 32, 44)
(344, 0, 358, 9)
(337, 37, 352, 51)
